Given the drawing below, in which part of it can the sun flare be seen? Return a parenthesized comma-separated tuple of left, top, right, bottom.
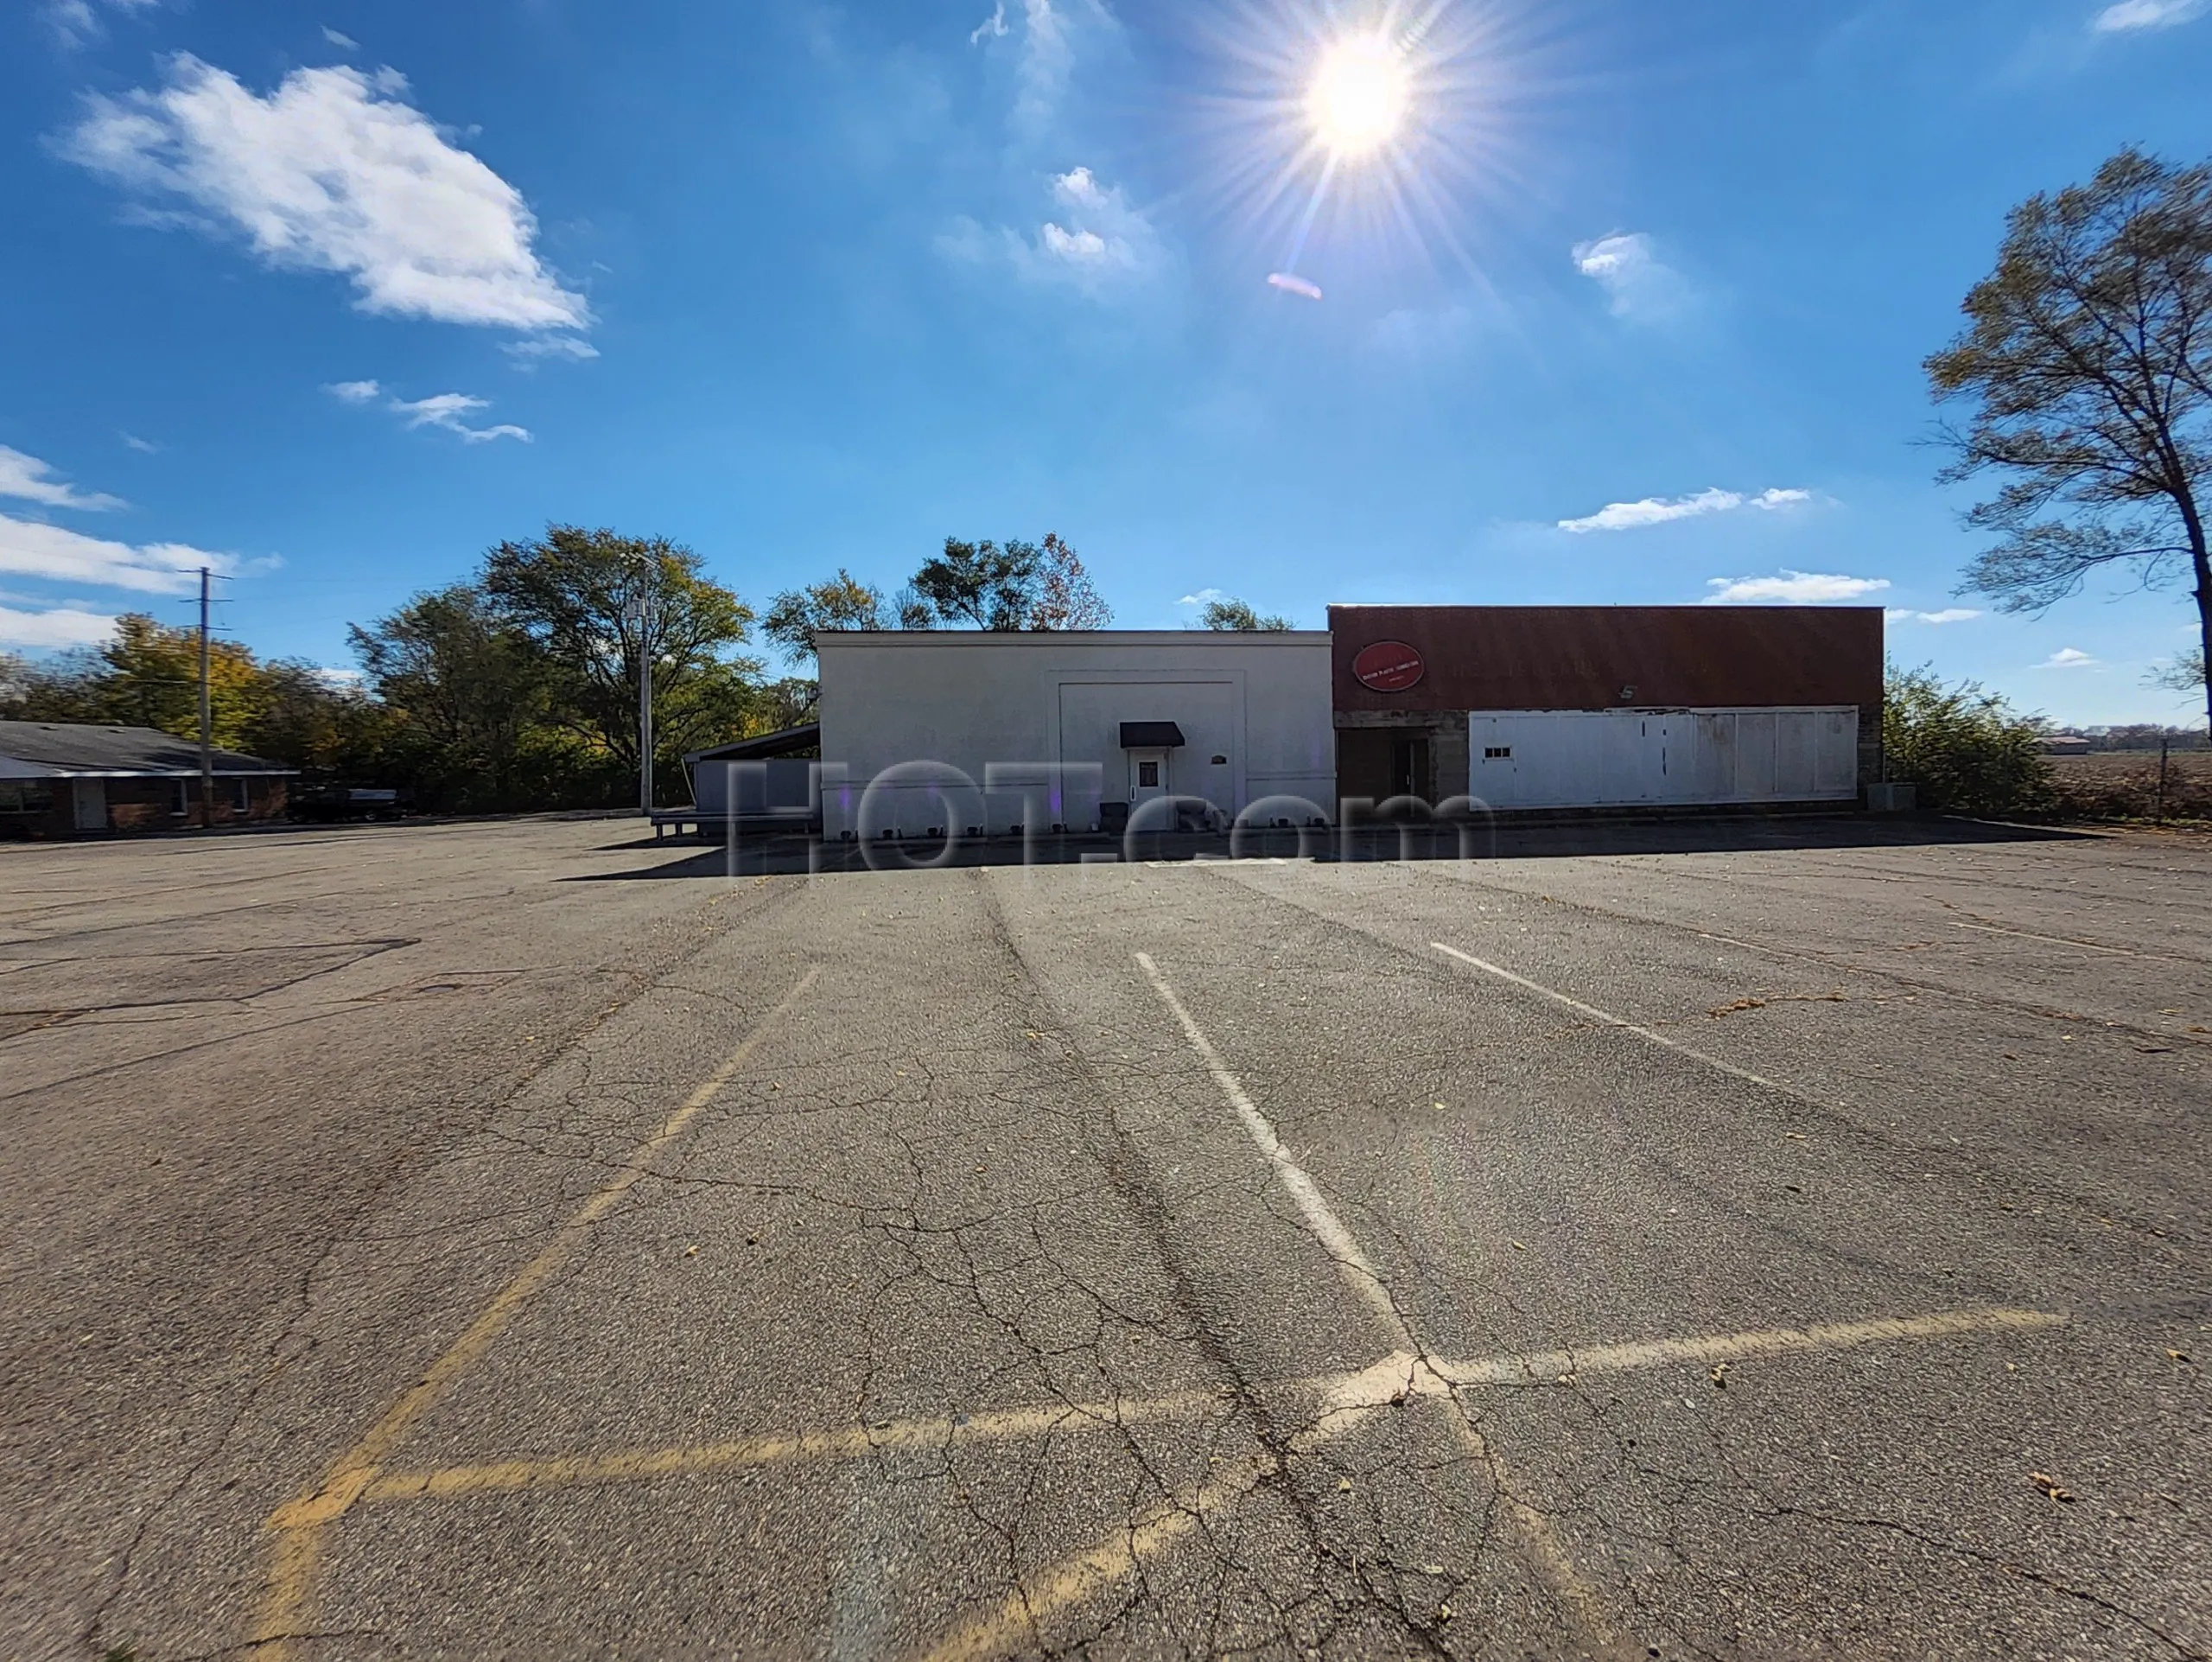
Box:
(1307, 32, 1410, 159)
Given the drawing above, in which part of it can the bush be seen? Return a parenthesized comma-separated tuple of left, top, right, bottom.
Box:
(1883, 661, 2056, 816)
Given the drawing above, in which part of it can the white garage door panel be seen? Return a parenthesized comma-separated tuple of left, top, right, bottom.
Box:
(1466, 707, 1858, 810)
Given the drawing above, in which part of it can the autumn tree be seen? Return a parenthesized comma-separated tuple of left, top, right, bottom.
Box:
(1026, 532, 1113, 629)
(1928, 148, 2212, 729)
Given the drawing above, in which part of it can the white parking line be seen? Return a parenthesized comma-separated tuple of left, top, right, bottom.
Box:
(1135, 950, 1403, 1334)
(1432, 940, 1820, 1105)
(1134, 950, 1609, 1641)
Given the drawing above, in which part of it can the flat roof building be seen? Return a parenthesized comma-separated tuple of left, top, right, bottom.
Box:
(816, 630, 1334, 837)
(791, 604, 1887, 838)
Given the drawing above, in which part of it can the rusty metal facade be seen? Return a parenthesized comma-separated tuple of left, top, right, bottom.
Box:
(1327, 604, 1885, 715)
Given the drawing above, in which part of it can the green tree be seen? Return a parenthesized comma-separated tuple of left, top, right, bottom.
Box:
(747, 676, 821, 735)
(1198, 596, 1294, 631)
(908, 538, 1041, 629)
(349, 585, 551, 807)
(762, 569, 888, 659)
(1927, 148, 2212, 731)
(482, 525, 759, 774)
(1883, 660, 2056, 816)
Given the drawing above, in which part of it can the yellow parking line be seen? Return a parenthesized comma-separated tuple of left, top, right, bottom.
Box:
(250, 966, 821, 1659)
(1433, 1307, 2067, 1387)
(362, 1385, 1233, 1502)
(912, 1308, 2064, 1662)
(919, 1352, 1423, 1662)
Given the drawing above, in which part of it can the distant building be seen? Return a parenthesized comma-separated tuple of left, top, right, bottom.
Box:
(2038, 735, 2093, 756)
(0, 721, 295, 837)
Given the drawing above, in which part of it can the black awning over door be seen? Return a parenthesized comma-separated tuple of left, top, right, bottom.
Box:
(1118, 721, 1185, 748)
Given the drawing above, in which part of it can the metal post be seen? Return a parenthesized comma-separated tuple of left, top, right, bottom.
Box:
(626, 580, 657, 818)
(640, 627, 654, 817)
(198, 566, 214, 829)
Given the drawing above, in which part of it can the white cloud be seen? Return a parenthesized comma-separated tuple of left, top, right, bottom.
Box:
(1559, 487, 1812, 534)
(969, 2, 1008, 44)
(1013, 0, 1075, 137)
(0, 604, 119, 650)
(2092, 0, 2205, 29)
(58, 55, 593, 340)
(1884, 606, 1981, 626)
(388, 392, 531, 444)
(1703, 570, 1891, 605)
(43, 0, 157, 49)
(0, 511, 234, 595)
(1052, 164, 1106, 210)
(2039, 646, 2101, 669)
(939, 164, 1163, 299)
(322, 24, 359, 49)
(327, 380, 529, 442)
(120, 432, 159, 454)
(1178, 588, 1230, 607)
(0, 447, 126, 513)
(312, 665, 364, 687)
(1040, 222, 1109, 262)
(1572, 231, 1691, 322)
(503, 334, 599, 364)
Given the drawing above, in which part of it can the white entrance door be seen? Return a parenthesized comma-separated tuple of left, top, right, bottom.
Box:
(72, 779, 107, 831)
(1128, 748, 1172, 806)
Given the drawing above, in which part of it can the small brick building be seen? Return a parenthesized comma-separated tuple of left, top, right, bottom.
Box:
(0, 721, 295, 838)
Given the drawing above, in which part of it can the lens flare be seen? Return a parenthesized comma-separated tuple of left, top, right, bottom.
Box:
(1307, 32, 1409, 158)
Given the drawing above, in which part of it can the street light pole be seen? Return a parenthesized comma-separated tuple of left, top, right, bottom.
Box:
(198, 566, 214, 829)
(625, 583, 658, 818)
(640, 621, 654, 817)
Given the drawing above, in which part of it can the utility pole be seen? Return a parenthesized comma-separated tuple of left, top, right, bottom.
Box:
(198, 566, 214, 830)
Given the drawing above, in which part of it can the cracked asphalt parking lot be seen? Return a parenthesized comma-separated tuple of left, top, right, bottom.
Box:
(3, 816, 2208, 1660)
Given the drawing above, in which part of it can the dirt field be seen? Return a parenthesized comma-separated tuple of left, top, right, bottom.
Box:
(2050, 748, 2212, 821)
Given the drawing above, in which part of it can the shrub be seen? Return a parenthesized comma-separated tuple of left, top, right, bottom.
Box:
(1883, 661, 2056, 816)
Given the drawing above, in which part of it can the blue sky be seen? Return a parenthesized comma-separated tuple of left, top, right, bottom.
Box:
(3, 0, 2208, 724)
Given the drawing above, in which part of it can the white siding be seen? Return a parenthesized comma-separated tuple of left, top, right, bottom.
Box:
(1466, 707, 1858, 810)
(818, 633, 1335, 836)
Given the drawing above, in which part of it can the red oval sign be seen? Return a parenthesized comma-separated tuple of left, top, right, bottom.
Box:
(1351, 640, 1426, 692)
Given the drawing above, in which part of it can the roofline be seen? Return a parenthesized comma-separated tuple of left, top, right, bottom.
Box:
(816, 630, 1329, 646)
(0, 762, 299, 779)
(1325, 602, 1889, 614)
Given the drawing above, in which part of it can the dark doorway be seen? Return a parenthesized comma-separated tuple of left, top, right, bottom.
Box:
(1389, 735, 1431, 801)
(1337, 727, 1434, 810)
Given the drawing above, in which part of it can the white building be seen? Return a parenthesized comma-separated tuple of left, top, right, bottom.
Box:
(815, 632, 1334, 838)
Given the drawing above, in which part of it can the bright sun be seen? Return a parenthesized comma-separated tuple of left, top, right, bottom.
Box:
(1307, 33, 1409, 159)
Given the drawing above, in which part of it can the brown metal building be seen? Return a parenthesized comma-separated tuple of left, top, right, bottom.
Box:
(1328, 605, 1885, 811)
